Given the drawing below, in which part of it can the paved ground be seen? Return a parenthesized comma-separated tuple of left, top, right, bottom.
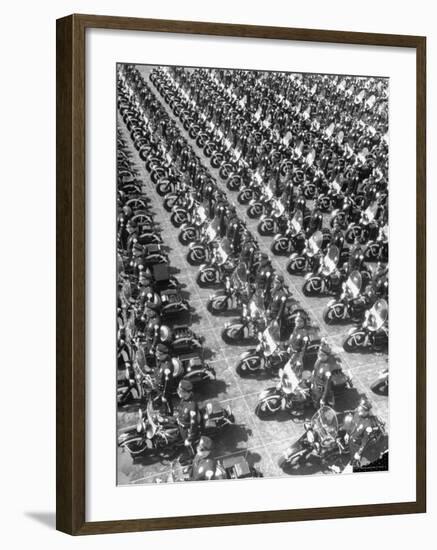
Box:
(117, 65, 389, 485)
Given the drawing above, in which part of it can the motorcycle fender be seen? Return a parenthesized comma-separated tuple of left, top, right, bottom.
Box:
(304, 272, 315, 280)
(212, 289, 227, 298)
(240, 349, 257, 360)
(326, 298, 337, 308)
(289, 252, 298, 261)
(259, 387, 280, 401)
(347, 326, 360, 336)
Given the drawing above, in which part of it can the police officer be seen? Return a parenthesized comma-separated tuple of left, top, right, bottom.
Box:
(287, 313, 310, 376)
(348, 236, 364, 273)
(310, 338, 335, 408)
(189, 436, 222, 481)
(175, 380, 200, 455)
(267, 274, 288, 322)
(343, 397, 379, 465)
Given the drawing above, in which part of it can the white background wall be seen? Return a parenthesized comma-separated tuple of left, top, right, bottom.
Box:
(0, 0, 434, 547)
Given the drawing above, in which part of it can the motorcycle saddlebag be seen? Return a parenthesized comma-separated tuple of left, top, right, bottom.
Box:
(152, 263, 171, 282)
(222, 456, 252, 479)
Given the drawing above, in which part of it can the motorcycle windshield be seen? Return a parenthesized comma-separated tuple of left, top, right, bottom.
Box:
(322, 245, 340, 274)
(345, 270, 362, 297)
(367, 299, 388, 331)
(290, 210, 303, 235)
(308, 230, 323, 254)
(196, 205, 207, 223)
(364, 201, 378, 223)
(206, 222, 218, 242)
(311, 406, 339, 443)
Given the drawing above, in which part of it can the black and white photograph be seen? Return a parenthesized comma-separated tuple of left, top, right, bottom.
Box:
(116, 63, 389, 485)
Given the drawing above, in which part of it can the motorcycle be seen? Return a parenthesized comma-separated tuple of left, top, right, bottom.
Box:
(196, 239, 238, 288)
(302, 245, 343, 297)
(221, 299, 266, 345)
(178, 203, 209, 246)
(254, 363, 312, 418)
(235, 322, 289, 377)
(323, 270, 368, 325)
(118, 400, 234, 458)
(186, 220, 220, 266)
(343, 298, 388, 353)
(286, 230, 323, 275)
(270, 210, 306, 256)
(278, 406, 386, 471)
(344, 200, 380, 244)
(256, 198, 287, 236)
(363, 223, 388, 262)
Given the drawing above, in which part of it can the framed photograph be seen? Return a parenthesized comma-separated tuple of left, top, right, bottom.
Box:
(56, 14, 426, 535)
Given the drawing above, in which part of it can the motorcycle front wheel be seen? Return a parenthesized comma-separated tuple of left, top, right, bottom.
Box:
(271, 237, 290, 256)
(287, 255, 307, 275)
(187, 246, 207, 266)
(221, 323, 246, 345)
(302, 277, 323, 297)
(197, 268, 220, 288)
(236, 354, 262, 377)
(179, 226, 197, 246)
(255, 396, 282, 418)
(323, 302, 347, 325)
(343, 330, 367, 352)
(257, 218, 275, 236)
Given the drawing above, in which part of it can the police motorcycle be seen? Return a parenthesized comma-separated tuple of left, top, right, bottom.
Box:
(170, 193, 199, 228)
(178, 202, 209, 246)
(206, 262, 251, 313)
(221, 293, 267, 345)
(343, 298, 388, 353)
(151, 323, 205, 356)
(302, 245, 343, 297)
(163, 179, 191, 212)
(344, 199, 380, 244)
(254, 361, 312, 418)
(315, 175, 343, 213)
(155, 453, 263, 483)
(323, 270, 369, 325)
(246, 180, 276, 219)
(257, 194, 288, 236)
(329, 194, 363, 230)
(196, 237, 238, 288)
(147, 263, 191, 319)
(235, 321, 289, 377)
(237, 169, 264, 205)
(286, 230, 324, 275)
(118, 400, 234, 458)
(270, 209, 306, 256)
(186, 217, 222, 266)
(129, 242, 168, 274)
(278, 406, 386, 471)
(363, 223, 388, 263)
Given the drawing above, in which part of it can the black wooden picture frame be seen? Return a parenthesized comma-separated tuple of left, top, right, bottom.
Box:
(56, 13, 426, 535)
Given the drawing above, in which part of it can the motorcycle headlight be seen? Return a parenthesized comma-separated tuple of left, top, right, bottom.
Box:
(146, 427, 154, 439)
(307, 430, 315, 443)
(136, 421, 143, 433)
